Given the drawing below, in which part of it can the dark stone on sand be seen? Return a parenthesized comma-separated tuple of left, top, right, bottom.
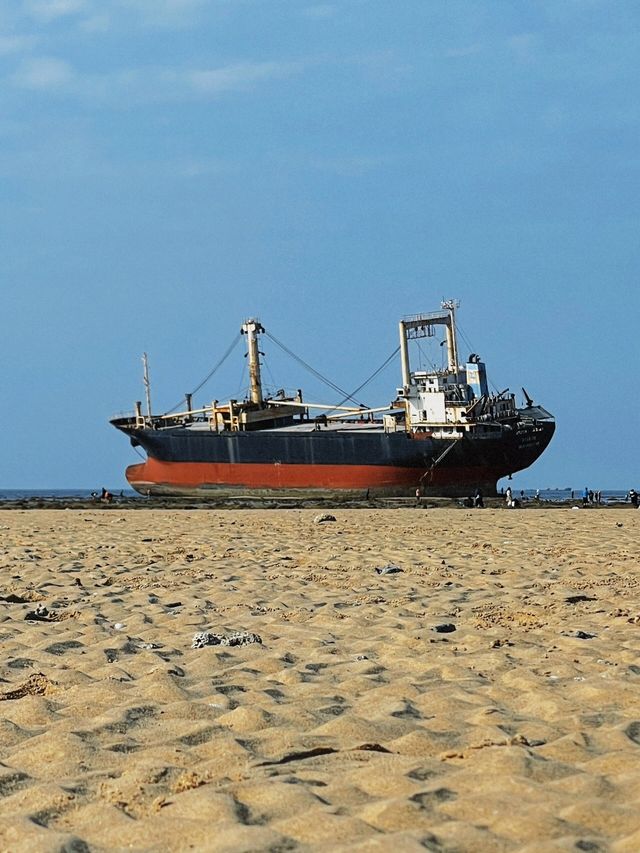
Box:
(564, 630, 596, 640)
(314, 513, 336, 523)
(624, 721, 640, 745)
(432, 623, 456, 633)
(564, 595, 597, 604)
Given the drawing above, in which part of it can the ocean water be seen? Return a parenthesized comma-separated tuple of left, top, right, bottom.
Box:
(0, 489, 139, 501)
(506, 488, 629, 503)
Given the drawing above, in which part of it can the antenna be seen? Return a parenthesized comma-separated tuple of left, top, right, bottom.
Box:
(142, 352, 152, 419)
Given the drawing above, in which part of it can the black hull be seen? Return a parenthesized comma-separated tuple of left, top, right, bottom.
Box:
(116, 412, 555, 498)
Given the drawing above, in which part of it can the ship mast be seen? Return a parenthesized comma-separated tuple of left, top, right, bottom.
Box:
(398, 299, 461, 384)
(241, 319, 265, 405)
(441, 299, 460, 372)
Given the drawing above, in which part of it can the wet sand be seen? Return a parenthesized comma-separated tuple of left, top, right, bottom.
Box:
(0, 508, 639, 851)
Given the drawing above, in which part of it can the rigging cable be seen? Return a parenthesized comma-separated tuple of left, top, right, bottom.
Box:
(164, 333, 242, 414)
(327, 345, 400, 412)
(416, 340, 438, 373)
(264, 331, 367, 408)
(455, 322, 475, 362)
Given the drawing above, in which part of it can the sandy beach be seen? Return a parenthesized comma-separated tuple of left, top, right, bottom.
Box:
(0, 507, 639, 852)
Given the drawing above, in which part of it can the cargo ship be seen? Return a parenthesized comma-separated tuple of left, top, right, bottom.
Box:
(111, 302, 555, 498)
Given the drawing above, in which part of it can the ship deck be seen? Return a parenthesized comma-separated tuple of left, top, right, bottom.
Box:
(182, 420, 388, 435)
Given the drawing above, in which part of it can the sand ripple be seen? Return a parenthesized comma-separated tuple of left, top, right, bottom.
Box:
(0, 508, 639, 850)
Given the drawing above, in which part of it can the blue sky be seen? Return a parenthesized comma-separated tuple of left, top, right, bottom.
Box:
(1, 0, 638, 490)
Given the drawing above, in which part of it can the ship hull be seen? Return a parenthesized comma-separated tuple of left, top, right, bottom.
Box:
(122, 417, 555, 498)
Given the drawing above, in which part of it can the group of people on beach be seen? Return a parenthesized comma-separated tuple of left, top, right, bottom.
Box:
(582, 487, 603, 506)
(90, 487, 113, 503)
(504, 486, 520, 508)
(416, 485, 639, 509)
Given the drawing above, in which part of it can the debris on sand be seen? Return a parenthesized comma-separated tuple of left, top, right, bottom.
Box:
(0, 673, 57, 700)
(375, 565, 403, 575)
(24, 604, 78, 622)
(192, 631, 263, 649)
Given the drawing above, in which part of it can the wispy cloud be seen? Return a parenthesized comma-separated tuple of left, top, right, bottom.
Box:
(0, 34, 38, 56)
(12, 56, 73, 89)
(188, 61, 301, 95)
(172, 156, 238, 178)
(508, 33, 538, 63)
(311, 155, 386, 177)
(348, 50, 412, 88)
(116, 0, 207, 28)
(445, 44, 483, 59)
(301, 4, 335, 19)
(18, 0, 207, 32)
(24, 0, 88, 23)
(78, 14, 110, 33)
(6, 57, 306, 102)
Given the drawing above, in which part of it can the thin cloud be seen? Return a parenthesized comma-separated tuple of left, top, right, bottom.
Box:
(79, 14, 111, 33)
(311, 155, 385, 177)
(173, 156, 238, 177)
(0, 34, 38, 56)
(116, 0, 207, 27)
(301, 4, 335, 19)
(348, 50, 412, 86)
(12, 56, 74, 89)
(445, 44, 483, 59)
(508, 33, 538, 63)
(188, 61, 302, 95)
(6, 58, 305, 103)
(24, 0, 88, 23)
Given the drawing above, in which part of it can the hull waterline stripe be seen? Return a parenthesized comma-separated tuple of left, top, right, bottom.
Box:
(126, 458, 505, 490)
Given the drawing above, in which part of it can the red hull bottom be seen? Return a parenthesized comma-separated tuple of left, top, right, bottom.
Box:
(126, 459, 502, 498)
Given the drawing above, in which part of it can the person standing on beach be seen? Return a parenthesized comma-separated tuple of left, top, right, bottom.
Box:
(505, 486, 513, 507)
(582, 486, 589, 507)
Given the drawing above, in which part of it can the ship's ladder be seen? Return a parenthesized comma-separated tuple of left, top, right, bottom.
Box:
(420, 437, 462, 485)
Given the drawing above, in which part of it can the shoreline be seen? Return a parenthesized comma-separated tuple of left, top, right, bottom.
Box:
(0, 495, 634, 511)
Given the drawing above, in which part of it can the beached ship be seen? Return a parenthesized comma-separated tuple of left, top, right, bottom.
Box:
(111, 302, 555, 498)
